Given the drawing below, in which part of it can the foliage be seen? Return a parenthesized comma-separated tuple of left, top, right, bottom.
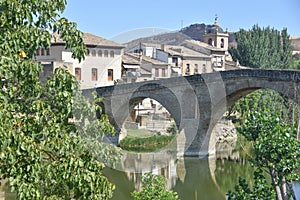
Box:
(293, 53, 300, 60)
(120, 135, 175, 152)
(131, 173, 178, 200)
(228, 89, 299, 125)
(292, 59, 300, 70)
(228, 111, 300, 199)
(0, 0, 119, 199)
(166, 123, 178, 135)
(228, 25, 296, 123)
(230, 25, 293, 69)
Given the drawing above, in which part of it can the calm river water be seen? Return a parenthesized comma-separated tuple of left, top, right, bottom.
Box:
(101, 146, 300, 200)
(1, 148, 300, 199)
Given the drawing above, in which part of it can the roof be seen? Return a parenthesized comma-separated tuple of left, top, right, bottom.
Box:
(183, 40, 226, 52)
(124, 52, 168, 66)
(122, 53, 140, 64)
(52, 32, 124, 48)
(140, 67, 152, 75)
(162, 44, 211, 58)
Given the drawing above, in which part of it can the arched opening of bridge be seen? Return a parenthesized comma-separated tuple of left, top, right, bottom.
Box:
(119, 97, 178, 153)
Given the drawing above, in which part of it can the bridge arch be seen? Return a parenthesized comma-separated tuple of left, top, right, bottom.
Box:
(84, 69, 300, 156)
(99, 82, 183, 145)
(207, 72, 300, 157)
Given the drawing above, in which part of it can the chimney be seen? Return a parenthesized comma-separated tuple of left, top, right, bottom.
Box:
(161, 44, 166, 51)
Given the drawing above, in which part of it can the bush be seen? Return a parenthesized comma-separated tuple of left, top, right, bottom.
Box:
(131, 173, 178, 200)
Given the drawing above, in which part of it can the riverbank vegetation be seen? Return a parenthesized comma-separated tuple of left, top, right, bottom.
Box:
(120, 134, 176, 152)
(120, 123, 177, 152)
(227, 25, 300, 200)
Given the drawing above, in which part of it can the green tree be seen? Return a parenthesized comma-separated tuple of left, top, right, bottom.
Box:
(0, 0, 117, 199)
(227, 111, 300, 200)
(228, 25, 297, 123)
(230, 25, 293, 69)
(131, 173, 179, 200)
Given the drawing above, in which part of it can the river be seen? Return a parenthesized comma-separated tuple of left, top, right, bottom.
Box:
(102, 151, 300, 200)
(1, 147, 300, 199)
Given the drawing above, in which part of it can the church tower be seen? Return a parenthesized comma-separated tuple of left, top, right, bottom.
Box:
(203, 16, 229, 50)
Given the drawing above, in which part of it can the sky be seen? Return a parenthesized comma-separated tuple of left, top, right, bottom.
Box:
(63, 0, 300, 43)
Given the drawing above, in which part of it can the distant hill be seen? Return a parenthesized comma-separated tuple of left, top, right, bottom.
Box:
(125, 23, 299, 52)
(125, 23, 236, 50)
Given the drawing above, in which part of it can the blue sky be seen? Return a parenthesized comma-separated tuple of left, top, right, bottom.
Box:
(63, 0, 300, 43)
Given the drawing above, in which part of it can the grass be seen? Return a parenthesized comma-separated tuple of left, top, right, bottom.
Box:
(126, 129, 155, 138)
(120, 134, 176, 153)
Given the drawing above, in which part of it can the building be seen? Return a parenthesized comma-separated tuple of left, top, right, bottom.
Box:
(36, 33, 124, 88)
(122, 52, 170, 81)
(181, 17, 230, 70)
(127, 43, 212, 76)
(158, 44, 212, 76)
(121, 53, 152, 83)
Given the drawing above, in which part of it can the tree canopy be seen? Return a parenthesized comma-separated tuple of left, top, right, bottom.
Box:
(230, 25, 293, 69)
(0, 0, 118, 199)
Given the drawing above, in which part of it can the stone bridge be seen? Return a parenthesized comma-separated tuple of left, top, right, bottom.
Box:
(82, 69, 300, 157)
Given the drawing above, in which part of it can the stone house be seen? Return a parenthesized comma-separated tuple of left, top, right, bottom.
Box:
(36, 33, 124, 89)
(122, 52, 170, 81)
(127, 43, 212, 76)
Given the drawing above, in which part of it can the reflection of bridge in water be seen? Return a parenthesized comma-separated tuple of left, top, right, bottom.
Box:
(105, 143, 249, 200)
(83, 69, 300, 156)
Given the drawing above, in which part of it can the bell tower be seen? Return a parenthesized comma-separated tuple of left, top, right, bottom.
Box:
(203, 16, 229, 50)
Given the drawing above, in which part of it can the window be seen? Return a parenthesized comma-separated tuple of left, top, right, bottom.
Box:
(194, 64, 198, 74)
(46, 49, 50, 56)
(110, 51, 114, 58)
(172, 57, 178, 63)
(92, 68, 98, 81)
(162, 68, 166, 77)
(75, 68, 81, 80)
(172, 57, 178, 66)
(36, 49, 40, 56)
(98, 50, 102, 57)
(108, 69, 113, 81)
(86, 49, 90, 56)
(208, 38, 213, 45)
(104, 50, 108, 57)
(91, 50, 96, 57)
(155, 68, 159, 77)
(41, 48, 45, 56)
(220, 38, 224, 48)
(186, 64, 190, 72)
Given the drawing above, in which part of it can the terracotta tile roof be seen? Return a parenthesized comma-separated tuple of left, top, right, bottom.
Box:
(122, 53, 140, 64)
(140, 67, 152, 75)
(163, 44, 211, 58)
(52, 32, 124, 48)
(124, 53, 168, 66)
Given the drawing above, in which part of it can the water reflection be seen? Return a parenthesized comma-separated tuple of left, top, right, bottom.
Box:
(103, 136, 300, 200)
(103, 147, 254, 200)
(1, 149, 299, 200)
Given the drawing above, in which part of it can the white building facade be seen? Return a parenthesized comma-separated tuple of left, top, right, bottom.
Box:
(36, 33, 124, 89)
